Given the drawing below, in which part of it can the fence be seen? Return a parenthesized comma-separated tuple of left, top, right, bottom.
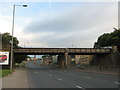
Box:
(79, 65, 120, 72)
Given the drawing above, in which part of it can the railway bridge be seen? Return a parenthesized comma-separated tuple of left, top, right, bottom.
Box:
(13, 48, 111, 55)
(13, 47, 116, 66)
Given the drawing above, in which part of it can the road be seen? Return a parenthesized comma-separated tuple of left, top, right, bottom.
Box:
(26, 61, 119, 89)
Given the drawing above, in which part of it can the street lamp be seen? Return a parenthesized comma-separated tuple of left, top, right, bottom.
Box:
(23, 42, 29, 48)
(10, 4, 27, 71)
(72, 45, 77, 48)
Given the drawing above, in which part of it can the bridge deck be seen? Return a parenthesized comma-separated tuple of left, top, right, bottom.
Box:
(13, 48, 111, 55)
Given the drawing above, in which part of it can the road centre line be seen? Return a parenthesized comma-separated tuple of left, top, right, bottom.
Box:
(58, 78, 63, 81)
(49, 74, 52, 77)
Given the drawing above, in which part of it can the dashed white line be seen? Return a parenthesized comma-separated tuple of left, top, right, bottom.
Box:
(49, 74, 52, 77)
(85, 76, 91, 79)
(58, 78, 63, 81)
(114, 82, 120, 84)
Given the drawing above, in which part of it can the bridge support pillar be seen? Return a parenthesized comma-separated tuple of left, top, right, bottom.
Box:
(70, 55, 76, 66)
(58, 55, 65, 68)
(65, 52, 68, 68)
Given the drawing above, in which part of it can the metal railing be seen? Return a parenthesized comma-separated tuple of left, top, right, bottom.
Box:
(77, 65, 120, 72)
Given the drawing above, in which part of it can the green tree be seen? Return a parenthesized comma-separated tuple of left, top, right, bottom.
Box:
(2, 32, 28, 64)
(94, 28, 120, 48)
(2, 32, 19, 49)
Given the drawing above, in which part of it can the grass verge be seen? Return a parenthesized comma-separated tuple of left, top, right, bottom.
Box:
(0, 69, 13, 77)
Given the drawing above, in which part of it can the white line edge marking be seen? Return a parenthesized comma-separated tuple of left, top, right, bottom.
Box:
(114, 82, 120, 84)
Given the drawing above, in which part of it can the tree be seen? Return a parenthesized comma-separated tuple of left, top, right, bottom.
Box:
(2, 32, 19, 49)
(94, 28, 120, 49)
(2, 32, 28, 64)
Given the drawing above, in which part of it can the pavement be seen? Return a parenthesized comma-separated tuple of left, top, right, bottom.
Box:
(2, 67, 28, 88)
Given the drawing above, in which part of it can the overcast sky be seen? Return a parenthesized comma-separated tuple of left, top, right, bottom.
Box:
(0, 0, 118, 48)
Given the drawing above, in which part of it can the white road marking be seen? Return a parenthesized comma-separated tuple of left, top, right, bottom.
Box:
(76, 86, 83, 88)
(49, 74, 52, 77)
(58, 78, 63, 81)
(114, 82, 120, 84)
(85, 76, 91, 79)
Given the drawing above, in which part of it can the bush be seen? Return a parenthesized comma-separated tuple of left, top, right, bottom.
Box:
(19, 61, 26, 67)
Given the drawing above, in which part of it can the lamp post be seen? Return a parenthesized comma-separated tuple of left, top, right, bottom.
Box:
(10, 4, 27, 71)
(23, 42, 29, 48)
(72, 45, 77, 48)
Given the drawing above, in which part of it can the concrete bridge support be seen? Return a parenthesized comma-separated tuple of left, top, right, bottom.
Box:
(65, 52, 68, 68)
(57, 55, 65, 68)
(57, 53, 73, 68)
(64, 54, 76, 67)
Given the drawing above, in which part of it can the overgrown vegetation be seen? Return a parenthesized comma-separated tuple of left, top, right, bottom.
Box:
(2, 32, 19, 48)
(2, 32, 28, 64)
(94, 28, 120, 52)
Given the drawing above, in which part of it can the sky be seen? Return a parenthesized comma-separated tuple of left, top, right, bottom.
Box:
(0, 0, 118, 48)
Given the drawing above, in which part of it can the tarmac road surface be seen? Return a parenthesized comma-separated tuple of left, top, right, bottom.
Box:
(26, 61, 119, 89)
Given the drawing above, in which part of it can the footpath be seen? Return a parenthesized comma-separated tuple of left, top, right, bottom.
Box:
(2, 67, 28, 88)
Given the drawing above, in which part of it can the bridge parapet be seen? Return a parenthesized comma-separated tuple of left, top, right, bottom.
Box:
(13, 48, 111, 55)
(67, 48, 111, 54)
(14, 48, 66, 54)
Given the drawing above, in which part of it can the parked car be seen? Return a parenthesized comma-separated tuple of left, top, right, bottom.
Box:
(0, 55, 7, 62)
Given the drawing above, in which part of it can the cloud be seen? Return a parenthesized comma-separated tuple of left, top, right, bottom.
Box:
(21, 2, 118, 48)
